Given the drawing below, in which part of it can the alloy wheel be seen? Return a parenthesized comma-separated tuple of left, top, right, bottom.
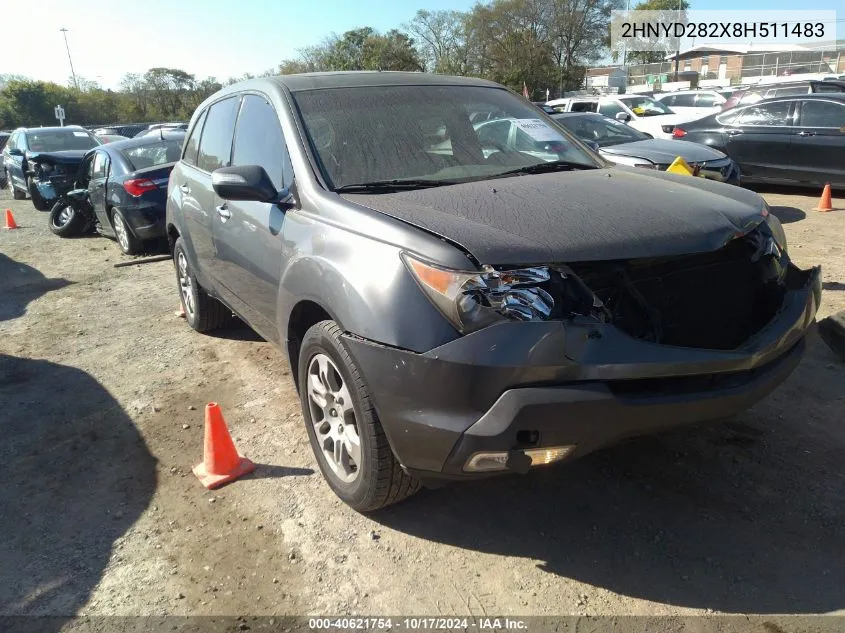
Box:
(55, 205, 75, 227)
(177, 252, 196, 319)
(306, 353, 361, 483)
(112, 213, 130, 251)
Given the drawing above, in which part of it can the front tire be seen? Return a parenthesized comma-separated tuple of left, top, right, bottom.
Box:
(111, 208, 143, 255)
(29, 182, 50, 211)
(173, 237, 230, 333)
(48, 198, 87, 237)
(10, 176, 25, 200)
(298, 320, 420, 512)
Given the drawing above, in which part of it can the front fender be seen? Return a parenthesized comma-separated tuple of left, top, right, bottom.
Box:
(275, 213, 459, 354)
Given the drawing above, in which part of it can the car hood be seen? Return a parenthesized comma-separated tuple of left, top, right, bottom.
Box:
(342, 167, 766, 265)
(601, 139, 726, 164)
(25, 150, 88, 165)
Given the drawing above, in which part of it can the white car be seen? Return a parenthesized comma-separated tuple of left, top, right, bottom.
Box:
(546, 95, 697, 140)
(655, 90, 727, 119)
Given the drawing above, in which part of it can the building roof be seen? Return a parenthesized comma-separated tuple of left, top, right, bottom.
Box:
(666, 43, 813, 61)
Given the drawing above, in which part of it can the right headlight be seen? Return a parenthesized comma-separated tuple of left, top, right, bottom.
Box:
(402, 253, 606, 334)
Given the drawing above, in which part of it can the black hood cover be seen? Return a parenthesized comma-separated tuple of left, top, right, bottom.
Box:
(343, 167, 765, 265)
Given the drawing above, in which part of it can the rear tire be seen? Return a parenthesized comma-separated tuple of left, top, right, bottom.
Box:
(298, 320, 420, 512)
(173, 237, 231, 333)
(48, 198, 87, 237)
(111, 208, 143, 255)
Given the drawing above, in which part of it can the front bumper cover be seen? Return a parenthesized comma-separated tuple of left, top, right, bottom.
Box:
(342, 264, 820, 479)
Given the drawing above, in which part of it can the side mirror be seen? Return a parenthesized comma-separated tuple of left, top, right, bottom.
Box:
(615, 112, 631, 123)
(583, 139, 600, 152)
(211, 165, 278, 202)
(8, 148, 23, 156)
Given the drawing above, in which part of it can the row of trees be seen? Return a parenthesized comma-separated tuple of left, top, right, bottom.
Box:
(0, 68, 271, 129)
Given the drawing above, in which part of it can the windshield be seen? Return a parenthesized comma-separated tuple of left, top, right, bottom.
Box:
(292, 85, 599, 190)
(618, 96, 673, 117)
(120, 138, 184, 170)
(553, 114, 649, 147)
(26, 129, 99, 152)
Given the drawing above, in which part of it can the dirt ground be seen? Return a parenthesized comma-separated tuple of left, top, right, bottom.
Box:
(1, 184, 844, 621)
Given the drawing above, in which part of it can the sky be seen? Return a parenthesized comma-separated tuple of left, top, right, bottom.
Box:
(2, 0, 841, 90)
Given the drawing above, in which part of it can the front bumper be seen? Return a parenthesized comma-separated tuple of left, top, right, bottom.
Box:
(342, 265, 820, 480)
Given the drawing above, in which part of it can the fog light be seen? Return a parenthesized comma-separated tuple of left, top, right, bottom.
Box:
(463, 446, 575, 472)
(525, 445, 575, 465)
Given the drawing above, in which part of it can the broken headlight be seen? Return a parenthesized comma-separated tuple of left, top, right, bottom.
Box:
(403, 253, 606, 334)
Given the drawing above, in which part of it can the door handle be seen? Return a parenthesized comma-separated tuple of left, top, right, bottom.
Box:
(796, 131, 816, 137)
(216, 205, 231, 220)
(179, 183, 191, 194)
(726, 129, 743, 136)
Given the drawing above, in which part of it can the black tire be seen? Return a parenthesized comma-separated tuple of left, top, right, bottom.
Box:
(48, 198, 88, 237)
(10, 176, 25, 200)
(111, 208, 143, 255)
(173, 237, 230, 333)
(298, 320, 420, 512)
(29, 182, 50, 211)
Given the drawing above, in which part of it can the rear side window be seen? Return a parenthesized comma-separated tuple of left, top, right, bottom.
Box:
(183, 109, 208, 166)
(736, 101, 792, 126)
(799, 100, 845, 127)
(122, 139, 185, 170)
(696, 94, 718, 107)
(6, 133, 17, 150)
(197, 97, 239, 172)
(673, 94, 696, 107)
(571, 101, 598, 113)
(231, 95, 290, 190)
(92, 152, 109, 178)
(597, 101, 624, 117)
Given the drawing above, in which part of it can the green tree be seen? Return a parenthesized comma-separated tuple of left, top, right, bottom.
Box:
(405, 10, 470, 74)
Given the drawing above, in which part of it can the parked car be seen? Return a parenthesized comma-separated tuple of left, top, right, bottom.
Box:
(134, 123, 188, 138)
(655, 90, 726, 118)
(545, 94, 695, 139)
(93, 124, 149, 138)
(0, 132, 9, 151)
(97, 134, 129, 144)
(2, 126, 101, 209)
(673, 94, 845, 188)
(721, 79, 845, 110)
(49, 133, 183, 253)
(167, 72, 819, 511)
(552, 112, 740, 184)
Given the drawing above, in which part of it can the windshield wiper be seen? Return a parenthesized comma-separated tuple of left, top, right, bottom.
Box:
(334, 178, 459, 193)
(490, 160, 595, 179)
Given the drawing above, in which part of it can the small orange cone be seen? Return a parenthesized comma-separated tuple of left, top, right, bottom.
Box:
(4, 209, 18, 230)
(193, 403, 254, 489)
(815, 184, 834, 212)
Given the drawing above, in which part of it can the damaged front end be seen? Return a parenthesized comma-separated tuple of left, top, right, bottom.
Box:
(26, 153, 83, 207)
(404, 217, 814, 354)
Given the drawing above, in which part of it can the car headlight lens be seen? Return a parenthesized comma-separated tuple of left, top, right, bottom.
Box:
(403, 253, 608, 334)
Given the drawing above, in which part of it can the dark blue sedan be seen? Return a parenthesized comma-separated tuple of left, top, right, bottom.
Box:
(56, 133, 184, 254)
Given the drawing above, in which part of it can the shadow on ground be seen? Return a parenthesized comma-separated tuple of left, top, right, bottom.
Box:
(0, 354, 157, 618)
(0, 253, 157, 621)
(0, 252, 71, 321)
(374, 335, 845, 614)
(768, 205, 806, 224)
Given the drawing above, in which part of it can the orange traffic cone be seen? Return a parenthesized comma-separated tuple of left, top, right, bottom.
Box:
(4, 209, 18, 230)
(815, 184, 834, 212)
(193, 403, 255, 489)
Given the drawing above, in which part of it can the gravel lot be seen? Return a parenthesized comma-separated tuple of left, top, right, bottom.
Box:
(1, 184, 844, 621)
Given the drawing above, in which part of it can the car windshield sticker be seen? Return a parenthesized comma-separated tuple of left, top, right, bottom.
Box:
(72, 132, 89, 137)
(513, 119, 566, 142)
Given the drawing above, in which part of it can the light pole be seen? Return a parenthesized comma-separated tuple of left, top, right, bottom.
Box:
(673, 0, 682, 82)
(60, 28, 79, 90)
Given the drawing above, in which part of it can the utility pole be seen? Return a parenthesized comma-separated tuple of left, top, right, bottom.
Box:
(60, 28, 79, 90)
(673, 0, 682, 82)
